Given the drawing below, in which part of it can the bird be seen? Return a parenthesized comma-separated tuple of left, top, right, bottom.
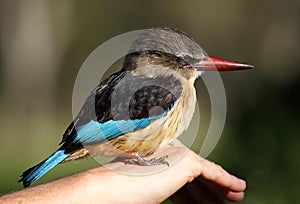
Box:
(19, 27, 253, 188)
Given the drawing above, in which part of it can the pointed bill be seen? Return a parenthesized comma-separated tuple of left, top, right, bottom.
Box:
(197, 56, 254, 71)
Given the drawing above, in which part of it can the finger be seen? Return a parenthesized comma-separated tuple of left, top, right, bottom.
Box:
(224, 191, 245, 202)
(199, 158, 246, 192)
(198, 178, 245, 202)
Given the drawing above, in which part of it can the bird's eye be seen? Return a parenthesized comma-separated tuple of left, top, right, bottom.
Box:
(181, 55, 198, 65)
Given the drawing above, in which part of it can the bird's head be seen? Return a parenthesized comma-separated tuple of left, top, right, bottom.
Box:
(122, 27, 253, 80)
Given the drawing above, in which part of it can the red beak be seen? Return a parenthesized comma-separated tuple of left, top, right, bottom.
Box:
(199, 56, 253, 71)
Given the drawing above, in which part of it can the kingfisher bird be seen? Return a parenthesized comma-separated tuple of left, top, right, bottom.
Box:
(19, 27, 252, 187)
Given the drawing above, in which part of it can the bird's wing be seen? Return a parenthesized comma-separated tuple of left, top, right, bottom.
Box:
(60, 71, 182, 152)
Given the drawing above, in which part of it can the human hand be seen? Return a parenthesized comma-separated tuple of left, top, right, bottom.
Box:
(0, 140, 246, 203)
(99, 139, 246, 203)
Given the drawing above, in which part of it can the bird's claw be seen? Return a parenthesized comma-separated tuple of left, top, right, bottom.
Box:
(125, 153, 169, 166)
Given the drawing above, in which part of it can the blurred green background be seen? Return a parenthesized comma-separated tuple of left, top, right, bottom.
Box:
(0, 0, 299, 203)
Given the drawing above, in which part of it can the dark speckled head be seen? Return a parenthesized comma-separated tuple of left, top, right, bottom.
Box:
(129, 27, 205, 60)
(122, 27, 205, 80)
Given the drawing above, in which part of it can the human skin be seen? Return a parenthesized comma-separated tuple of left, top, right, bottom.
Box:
(0, 140, 246, 203)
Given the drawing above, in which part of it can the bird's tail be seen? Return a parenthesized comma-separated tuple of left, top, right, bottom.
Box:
(19, 149, 70, 187)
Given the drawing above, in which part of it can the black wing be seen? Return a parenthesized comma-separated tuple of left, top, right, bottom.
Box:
(60, 70, 182, 152)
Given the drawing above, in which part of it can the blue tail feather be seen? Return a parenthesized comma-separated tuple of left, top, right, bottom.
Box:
(19, 149, 70, 187)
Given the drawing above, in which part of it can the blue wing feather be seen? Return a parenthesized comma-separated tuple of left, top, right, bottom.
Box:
(74, 108, 170, 144)
(20, 150, 70, 187)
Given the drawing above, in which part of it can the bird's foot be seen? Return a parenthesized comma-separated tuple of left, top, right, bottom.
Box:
(125, 153, 169, 166)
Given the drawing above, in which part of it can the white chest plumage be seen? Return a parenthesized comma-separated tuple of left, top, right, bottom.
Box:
(157, 77, 197, 148)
